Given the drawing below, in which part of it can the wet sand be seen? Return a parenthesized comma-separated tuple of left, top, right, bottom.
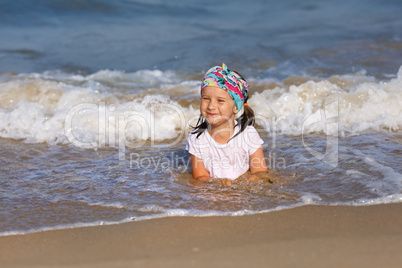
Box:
(1, 204, 401, 268)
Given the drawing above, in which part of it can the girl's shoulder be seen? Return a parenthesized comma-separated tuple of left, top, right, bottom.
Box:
(188, 129, 207, 142)
(237, 125, 264, 146)
(229, 124, 260, 141)
(245, 124, 258, 131)
(239, 124, 259, 136)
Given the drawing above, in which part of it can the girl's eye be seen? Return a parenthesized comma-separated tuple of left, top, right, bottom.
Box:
(218, 99, 225, 102)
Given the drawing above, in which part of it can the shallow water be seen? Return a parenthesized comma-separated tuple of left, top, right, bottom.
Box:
(1, 129, 401, 234)
(0, 0, 402, 235)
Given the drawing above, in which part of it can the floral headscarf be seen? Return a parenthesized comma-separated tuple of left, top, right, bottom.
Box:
(201, 63, 248, 111)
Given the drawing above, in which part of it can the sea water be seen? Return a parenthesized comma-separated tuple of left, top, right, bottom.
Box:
(0, 0, 401, 235)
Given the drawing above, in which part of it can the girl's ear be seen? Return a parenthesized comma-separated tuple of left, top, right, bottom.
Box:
(233, 104, 238, 114)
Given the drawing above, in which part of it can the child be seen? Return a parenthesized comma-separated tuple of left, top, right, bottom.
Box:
(187, 63, 268, 186)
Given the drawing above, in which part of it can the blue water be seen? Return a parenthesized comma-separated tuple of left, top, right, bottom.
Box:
(0, 0, 401, 235)
(1, 0, 402, 76)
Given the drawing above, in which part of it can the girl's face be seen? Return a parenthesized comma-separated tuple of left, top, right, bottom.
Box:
(200, 86, 238, 128)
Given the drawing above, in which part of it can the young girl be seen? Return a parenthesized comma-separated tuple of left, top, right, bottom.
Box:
(187, 63, 268, 186)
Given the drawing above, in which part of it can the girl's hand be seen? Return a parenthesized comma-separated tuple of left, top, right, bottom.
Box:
(242, 170, 275, 184)
(244, 174, 260, 183)
(215, 178, 232, 186)
(224, 179, 232, 187)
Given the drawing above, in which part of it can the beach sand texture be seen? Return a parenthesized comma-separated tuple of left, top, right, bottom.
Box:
(1, 204, 401, 268)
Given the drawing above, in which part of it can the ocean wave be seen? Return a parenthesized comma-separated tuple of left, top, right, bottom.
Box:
(251, 66, 402, 135)
(6, 190, 399, 237)
(0, 67, 401, 146)
(0, 203, 304, 237)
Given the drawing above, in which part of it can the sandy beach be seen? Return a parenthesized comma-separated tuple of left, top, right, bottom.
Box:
(1, 203, 401, 268)
(1, 1, 402, 267)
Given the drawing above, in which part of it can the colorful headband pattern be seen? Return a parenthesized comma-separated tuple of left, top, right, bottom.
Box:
(201, 63, 248, 111)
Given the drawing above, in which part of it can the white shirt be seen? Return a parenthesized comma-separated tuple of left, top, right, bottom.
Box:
(186, 124, 264, 180)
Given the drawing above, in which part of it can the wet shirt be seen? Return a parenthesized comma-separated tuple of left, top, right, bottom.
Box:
(187, 125, 264, 180)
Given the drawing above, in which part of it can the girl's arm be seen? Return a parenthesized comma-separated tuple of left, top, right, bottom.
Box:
(249, 146, 268, 174)
(190, 154, 210, 180)
(244, 146, 269, 183)
(190, 154, 233, 186)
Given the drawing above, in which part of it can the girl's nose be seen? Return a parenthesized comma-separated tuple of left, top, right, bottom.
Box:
(208, 101, 216, 110)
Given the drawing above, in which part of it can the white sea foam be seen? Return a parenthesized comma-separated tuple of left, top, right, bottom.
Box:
(250, 66, 402, 135)
(88, 202, 126, 209)
(0, 205, 301, 237)
(0, 67, 401, 145)
(0, 70, 199, 146)
(299, 193, 323, 204)
(1, 189, 400, 237)
(337, 194, 402, 206)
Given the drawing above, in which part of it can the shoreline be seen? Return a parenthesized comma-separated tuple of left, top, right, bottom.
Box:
(1, 203, 401, 268)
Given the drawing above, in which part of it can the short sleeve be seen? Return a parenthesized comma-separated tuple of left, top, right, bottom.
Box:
(243, 126, 264, 155)
(186, 132, 203, 159)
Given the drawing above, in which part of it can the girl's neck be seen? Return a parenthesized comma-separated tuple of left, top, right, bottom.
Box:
(207, 120, 236, 144)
